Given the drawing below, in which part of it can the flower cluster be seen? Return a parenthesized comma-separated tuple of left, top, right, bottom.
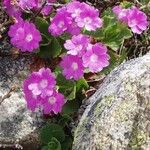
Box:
(23, 68, 65, 114)
(60, 34, 110, 80)
(8, 20, 42, 52)
(3, 0, 56, 20)
(113, 6, 149, 34)
(49, 1, 103, 36)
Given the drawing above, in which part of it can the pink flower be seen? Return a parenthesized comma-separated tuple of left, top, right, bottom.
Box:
(64, 34, 90, 56)
(66, 1, 83, 18)
(75, 3, 103, 31)
(49, 1, 103, 36)
(82, 43, 109, 72)
(60, 55, 84, 80)
(18, 0, 38, 10)
(37, 0, 56, 16)
(113, 6, 149, 34)
(112, 6, 129, 22)
(8, 20, 42, 52)
(43, 91, 65, 114)
(23, 68, 56, 111)
(66, 22, 81, 36)
(3, 0, 22, 19)
(48, 7, 72, 36)
(127, 7, 149, 34)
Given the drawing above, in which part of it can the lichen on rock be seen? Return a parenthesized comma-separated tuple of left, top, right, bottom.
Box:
(73, 53, 150, 150)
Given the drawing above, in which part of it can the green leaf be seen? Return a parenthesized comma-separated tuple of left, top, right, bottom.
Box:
(56, 73, 76, 100)
(35, 17, 51, 39)
(48, 137, 61, 150)
(60, 33, 71, 40)
(84, 28, 104, 39)
(61, 136, 72, 150)
(41, 146, 50, 150)
(120, 1, 133, 8)
(58, 114, 72, 127)
(40, 124, 65, 144)
(76, 78, 89, 93)
(38, 38, 62, 58)
(102, 50, 121, 74)
(62, 100, 79, 115)
(102, 20, 132, 51)
(40, 33, 51, 46)
(102, 15, 116, 28)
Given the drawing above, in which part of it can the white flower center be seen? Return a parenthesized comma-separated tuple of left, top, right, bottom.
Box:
(48, 97, 56, 104)
(119, 10, 127, 18)
(84, 17, 92, 24)
(58, 21, 64, 28)
(26, 34, 33, 42)
(16, 27, 24, 36)
(71, 62, 78, 70)
(39, 79, 48, 89)
(73, 9, 81, 17)
(90, 54, 98, 63)
(75, 44, 82, 52)
(28, 83, 41, 96)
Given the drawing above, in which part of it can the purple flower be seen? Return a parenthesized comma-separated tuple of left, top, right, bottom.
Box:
(23, 68, 56, 111)
(127, 7, 149, 34)
(64, 34, 90, 56)
(112, 6, 129, 22)
(49, 1, 103, 35)
(36, 0, 56, 16)
(60, 55, 84, 80)
(48, 7, 72, 36)
(66, 1, 83, 18)
(3, 0, 22, 19)
(75, 3, 103, 31)
(8, 20, 42, 52)
(18, 0, 38, 10)
(82, 43, 109, 72)
(113, 6, 149, 34)
(66, 22, 81, 36)
(43, 91, 65, 114)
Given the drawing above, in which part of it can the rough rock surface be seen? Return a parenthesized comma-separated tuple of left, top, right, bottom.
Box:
(0, 39, 43, 149)
(73, 53, 150, 150)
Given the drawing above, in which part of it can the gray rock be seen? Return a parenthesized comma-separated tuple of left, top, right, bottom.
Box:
(73, 53, 150, 150)
(0, 56, 43, 149)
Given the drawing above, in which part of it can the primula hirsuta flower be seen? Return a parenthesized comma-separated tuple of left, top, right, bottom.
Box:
(113, 6, 149, 34)
(23, 68, 65, 114)
(60, 55, 84, 80)
(112, 6, 129, 23)
(3, 0, 22, 19)
(43, 91, 65, 114)
(49, 1, 103, 36)
(82, 43, 109, 72)
(127, 7, 149, 34)
(66, 1, 83, 18)
(36, 0, 56, 16)
(8, 20, 42, 52)
(74, 3, 103, 31)
(48, 7, 72, 36)
(18, 0, 38, 10)
(64, 34, 90, 56)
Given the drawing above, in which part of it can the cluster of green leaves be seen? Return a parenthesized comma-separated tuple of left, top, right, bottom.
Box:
(40, 123, 72, 150)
